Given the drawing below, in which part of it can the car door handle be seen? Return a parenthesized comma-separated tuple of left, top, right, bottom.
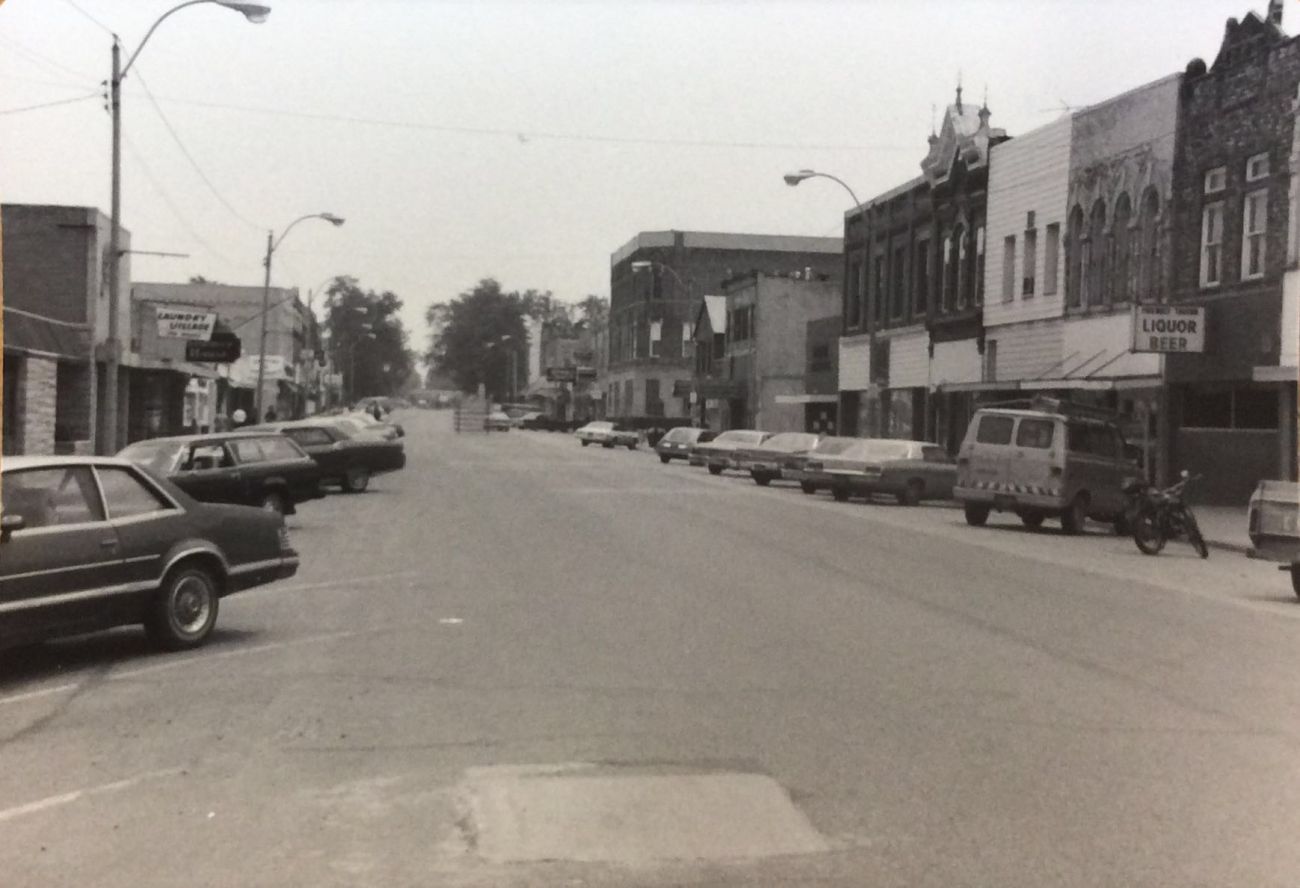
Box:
(100, 538, 119, 549)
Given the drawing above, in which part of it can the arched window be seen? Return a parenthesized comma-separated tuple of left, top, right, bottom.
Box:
(1087, 199, 1107, 307)
(1111, 193, 1133, 305)
(945, 225, 964, 312)
(1066, 205, 1085, 308)
(1136, 187, 1161, 303)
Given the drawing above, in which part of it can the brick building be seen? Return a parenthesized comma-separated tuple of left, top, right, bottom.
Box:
(608, 231, 841, 419)
(1167, 5, 1300, 503)
(2, 204, 130, 456)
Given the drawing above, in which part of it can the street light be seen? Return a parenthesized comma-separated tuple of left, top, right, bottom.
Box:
(256, 213, 345, 420)
(103, 0, 270, 453)
(782, 168, 862, 209)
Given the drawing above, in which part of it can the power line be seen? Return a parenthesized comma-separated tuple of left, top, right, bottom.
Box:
(122, 131, 239, 267)
(136, 91, 916, 153)
(134, 68, 265, 232)
(59, 0, 116, 38)
(0, 93, 101, 116)
(0, 32, 100, 83)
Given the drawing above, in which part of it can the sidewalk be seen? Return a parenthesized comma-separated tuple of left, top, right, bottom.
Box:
(1192, 506, 1251, 555)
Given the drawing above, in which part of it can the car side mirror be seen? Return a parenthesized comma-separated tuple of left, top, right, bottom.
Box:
(1, 513, 27, 543)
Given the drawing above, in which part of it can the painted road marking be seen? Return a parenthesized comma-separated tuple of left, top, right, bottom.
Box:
(113, 628, 366, 681)
(438, 617, 464, 625)
(0, 767, 182, 824)
(253, 570, 425, 596)
(0, 683, 82, 708)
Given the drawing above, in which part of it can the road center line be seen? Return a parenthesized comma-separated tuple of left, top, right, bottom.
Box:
(0, 683, 82, 708)
(0, 767, 182, 824)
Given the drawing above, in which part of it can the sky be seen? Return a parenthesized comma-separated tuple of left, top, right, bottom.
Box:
(0, 0, 1270, 357)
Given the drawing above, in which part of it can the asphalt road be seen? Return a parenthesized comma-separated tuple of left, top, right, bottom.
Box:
(1, 409, 1297, 887)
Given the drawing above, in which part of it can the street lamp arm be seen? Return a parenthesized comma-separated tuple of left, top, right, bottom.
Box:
(122, 0, 269, 78)
(271, 213, 344, 254)
(784, 169, 862, 209)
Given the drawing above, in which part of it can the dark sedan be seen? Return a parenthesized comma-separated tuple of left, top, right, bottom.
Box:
(0, 456, 298, 651)
(691, 429, 771, 474)
(655, 426, 716, 463)
(248, 418, 406, 492)
(731, 431, 820, 486)
(813, 438, 958, 504)
(118, 431, 322, 515)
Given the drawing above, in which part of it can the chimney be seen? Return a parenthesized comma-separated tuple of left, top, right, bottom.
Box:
(1269, 0, 1283, 28)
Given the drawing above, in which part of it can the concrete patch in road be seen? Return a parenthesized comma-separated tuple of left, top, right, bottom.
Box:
(456, 762, 829, 865)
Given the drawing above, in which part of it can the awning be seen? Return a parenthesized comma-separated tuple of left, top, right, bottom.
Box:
(2, 306, 89, 361)
(124, 354, 221, 380)
(774, 394, 838, 404)
(937, 381, 1008, 393)
(1030, 376, 1161, 391)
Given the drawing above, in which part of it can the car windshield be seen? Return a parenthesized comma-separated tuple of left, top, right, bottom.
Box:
(715, 430, 763, 444)
(859, 440, 916, 461)
(761, 433, 817, 452)
(662, 427, 698, 443)
(585, 422, 613, 431)
(117, 440, 185, 473)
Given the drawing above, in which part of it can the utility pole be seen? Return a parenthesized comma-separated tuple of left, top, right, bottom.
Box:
(104, 38, 122, 453)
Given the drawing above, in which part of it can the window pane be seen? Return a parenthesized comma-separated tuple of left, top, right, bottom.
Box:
(975, 415, 1014, 445)
(3, 466, 105, 528)
(1183, 389, 1232, 428)
(96, 466, 172, 519)
(230, 439, 268, 463)
(1015, 419, 1055, 448)
(183, 443, 231, 471)
(1235, 389, 1279, 430)
(259, 437, 305, 461)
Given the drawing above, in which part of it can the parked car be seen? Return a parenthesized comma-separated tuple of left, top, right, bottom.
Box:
(783, 437, 867, 493)
(953, 397, 1141, 533)
(509, 411, 543, 429)
(350, 410, 405, 438)
(691, 429, 771, 474)
(818, 439, 957, 504)
(0, 455, 299, 651)
(117, 431, 323, 516)
(330, 414, 396, 441)
(1247, 479, 1300, 598)
(732, 432, 820, 485)
(247, 418, 406, 492)
(575, 421, 639, 449)
(485, 410, 512, 431)
(655, 426, 716, 463)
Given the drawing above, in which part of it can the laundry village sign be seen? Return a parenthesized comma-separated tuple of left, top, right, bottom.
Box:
(1131, 305, 1206, 353)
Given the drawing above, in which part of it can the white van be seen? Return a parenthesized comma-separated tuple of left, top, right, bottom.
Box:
(953, 398, 1141, 534)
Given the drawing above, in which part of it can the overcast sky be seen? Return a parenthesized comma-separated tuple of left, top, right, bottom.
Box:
(0, 0, 1264, 352)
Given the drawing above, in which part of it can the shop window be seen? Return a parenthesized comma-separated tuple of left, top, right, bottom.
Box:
(1234, 388, 1279, 429)
(1043, 223, 1060, 295)
(1242, 189, 1267, 280)
(1183, 389, 1232, 428)
(1200, 201, 1224, 288)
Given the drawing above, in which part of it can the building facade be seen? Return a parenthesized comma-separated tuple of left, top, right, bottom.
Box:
(1167, 7, 1300, 503)
(609, 230, 841, 419)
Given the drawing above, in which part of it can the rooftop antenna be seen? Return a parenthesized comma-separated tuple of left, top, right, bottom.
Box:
(955, 69, 963, 111)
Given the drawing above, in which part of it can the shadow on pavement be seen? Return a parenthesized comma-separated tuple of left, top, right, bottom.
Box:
(0, 626, 262, 688)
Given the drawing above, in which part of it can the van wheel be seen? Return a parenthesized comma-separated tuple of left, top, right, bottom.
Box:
(897, 480, 923, 506)
(964, 504, 990, 527)
(1061, 494, 1089, 535)
(752, 472, 771, 487)
(1020, 512, 1045, 529)
(800, 482, 817, 495)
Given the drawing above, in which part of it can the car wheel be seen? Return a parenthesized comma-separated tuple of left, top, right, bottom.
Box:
(1060, 493, 1089, 535)
(602, 442, 614, 449)
(145, 565, 220, 651)
(707, 464, 723, 475)
(800, 482, 817, 495)
(626, 442, 637, 450)
(581, 440, 590, 446)
(752, 472, 771, 487)
(342, 465, 370, 493)
(659, 454, 671, 464)
(1020, 512, 1045, 529)
(260, 490, 288, 515)
(897, 480, 923, 506)
(831, 486, 850, 502)
(1291, 565, 1300, 600)
(964, 503, 990, 527)
(1112, 511, 1130, 536)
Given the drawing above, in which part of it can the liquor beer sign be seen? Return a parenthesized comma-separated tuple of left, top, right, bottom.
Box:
(1131, 305, 1205, 353)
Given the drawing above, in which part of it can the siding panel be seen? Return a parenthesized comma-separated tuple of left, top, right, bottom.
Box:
(888, 330, 930, 388)
(931, 339, 981, 385)
(839, 335, 872, 390)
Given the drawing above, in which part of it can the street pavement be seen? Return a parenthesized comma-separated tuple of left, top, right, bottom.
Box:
(1, 409, 1297, 887)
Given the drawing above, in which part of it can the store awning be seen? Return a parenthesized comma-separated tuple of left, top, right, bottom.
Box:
(1031, 376, 1162, 391)
(125, 354, 221, 379)
(2, 306, 89, 361)
(937, 381, 1007, 393)
(774, 394, 838, 404)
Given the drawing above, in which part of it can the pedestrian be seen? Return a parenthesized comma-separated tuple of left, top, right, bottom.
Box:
(371, 402, 383, 421)
(264, 406, 278, 423)
(230, 408, 247, 428)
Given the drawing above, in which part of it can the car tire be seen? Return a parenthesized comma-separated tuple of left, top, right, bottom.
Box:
(831, 486, 850, 502)
(602, 442, 614, 449)
(1112, 511, 1130, 536)
(145, 565, 220, 651)
(1061, 493, 1089, 535)
(1291, 565, 1300, 600)
(342, 465, 370, 493)
(707, 465, 723, 475)
(897, 480, 923, 506)
(1020, 512, 1045, 529)
(260, 490, 288, 515)
(659, 454, 671, 464)
(626, 443, 637, 450)
(800, 482, 817, 495)
(964, 503, 990, 527)
(752, 472, 771, 487)
(581, 440, 590, 446)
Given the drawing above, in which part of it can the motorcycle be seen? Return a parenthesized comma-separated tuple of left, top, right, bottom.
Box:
(1122, 470, 1209, 559)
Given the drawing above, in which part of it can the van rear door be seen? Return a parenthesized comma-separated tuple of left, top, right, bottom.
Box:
(964, 413, 1016, 495)
(1008, 416, 1060, 499)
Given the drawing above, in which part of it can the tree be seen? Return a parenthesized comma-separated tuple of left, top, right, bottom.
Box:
(324, 276, 414, 403)
(577, 294, 609, 328)
(426, 278, 530, 400)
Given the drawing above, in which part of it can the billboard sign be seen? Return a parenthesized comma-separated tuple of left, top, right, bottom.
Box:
(1131, 305, 1205, 353)
(156, 308, 217, 341)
